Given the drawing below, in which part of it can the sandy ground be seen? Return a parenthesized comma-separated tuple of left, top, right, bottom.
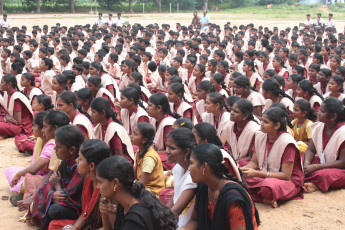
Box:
(0, 13, 345, 230)
(1, 136, 345, 230)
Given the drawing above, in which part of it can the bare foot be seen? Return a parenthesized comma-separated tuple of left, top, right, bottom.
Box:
(263, 199, 278, 208)
(303, 183, 319, 193)
(17, 197, 33, 212)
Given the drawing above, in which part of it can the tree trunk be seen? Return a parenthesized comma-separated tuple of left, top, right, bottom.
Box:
(204, 0, 208, 11)
(156, 0, 161, 13)
(0, 0, 3, 14)
(129, 0, 133, 13)
(36, 0, 40, 13)
(69, 0, 75, 13)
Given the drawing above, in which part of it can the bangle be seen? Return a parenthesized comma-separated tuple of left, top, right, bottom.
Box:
(314, 164, 318, 171)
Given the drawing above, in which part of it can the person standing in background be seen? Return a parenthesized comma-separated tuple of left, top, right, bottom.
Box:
(95, 12, 104, 28)
(200, 10, 210, 33)
(115, 12, 124, 27)
(191, 11, 200, 28)
(304, 14, 313, 28)
(0, 13, 10, 29)
(106, 13, 114, 26)
(314, 13, 324, 29)
(325, 13, 335, 28)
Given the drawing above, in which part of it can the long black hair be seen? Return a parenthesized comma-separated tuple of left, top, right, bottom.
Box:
(192, 143, 260, 226)
(58, 91, 93, 122)
(263, 107, 287, 132)
(34, 112, 48, 129)
(96, 156, 178, 230)
(22, 72, 36, 86)
(2, 73, 19, 91)
(76, 87, 94, 106)
(298, 79, 324, 100)
(167, 128, 197, 160)
(193, 122, 223, 147)
(208, 92, 226, 111)
(294, 99, 317, 122)
(212, 73, 226, 89)
(90, 97, 122, 125)
(149, 93, 181, 119)
(36, 94, 54, 111)
(235, 99, 258, 124)
(55, 125, 84, 154)
(121, 87, 146, 110)
(262, 78, 294, 103)
(80, 139, 111, 166)
(169, 82, 186, 101)
(44, 110, 70, 127)
(323, 97, 345, 122)
(136, 123, 156, 158)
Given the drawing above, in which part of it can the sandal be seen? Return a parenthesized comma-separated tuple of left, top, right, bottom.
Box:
(10, 193, 23, 206)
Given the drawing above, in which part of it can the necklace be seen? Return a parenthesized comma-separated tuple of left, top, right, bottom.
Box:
(208, 179, 223, 204)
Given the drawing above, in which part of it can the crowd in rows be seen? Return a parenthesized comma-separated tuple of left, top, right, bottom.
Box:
(0, 11, 344, 230)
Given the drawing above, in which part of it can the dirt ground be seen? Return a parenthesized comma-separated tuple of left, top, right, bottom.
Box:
(0, 13, 345, 230)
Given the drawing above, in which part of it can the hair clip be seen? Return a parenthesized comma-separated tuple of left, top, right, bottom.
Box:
(180, 122, 185, 126)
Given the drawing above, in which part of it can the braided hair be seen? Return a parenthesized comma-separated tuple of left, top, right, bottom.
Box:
(212, 73, 227, 90)
(149, 93, 181, 119)
(121, 87, 146, 111)
(298, 79, 324, 100)
(235, 99, 259, 124)
(136, 123, 156, 158)
(58, 91, 93, 123)
(262, 78, 294, 103)
(91, 97, 122, 125)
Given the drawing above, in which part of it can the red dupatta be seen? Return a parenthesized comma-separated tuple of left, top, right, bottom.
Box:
(82, 176, 100, 219)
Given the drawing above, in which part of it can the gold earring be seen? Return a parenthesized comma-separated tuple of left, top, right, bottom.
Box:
(113, 185, 117, 192)
(202, 169, 205, 175)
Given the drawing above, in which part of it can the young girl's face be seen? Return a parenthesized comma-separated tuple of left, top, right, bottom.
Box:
(188, 154, 203, 183)
(229, 76, 236, 87)
(130, 126, 144, 147)
(21, 76, 30, 88)
(32, 123, 44, 138)
(56, 98, 73, 115)
(77, 97, 89, 109)
(272, 58, 280, 69)
(193, 65, 202, 78)
(52, 77, 63, 92)
(146, 101, 159, 118)
(328, 78, 341, 93)
(260, 113, 278, 134)
(205, 96, 218, 113)
(167, 88, 179, 103)
(165, 137, 184, 164)
(43, 120, 55, 140)
(32, 97, 43, 112)
(123, 63, 131, 74)
(230, 103, 245, 123)
(259, 55, 267, 63)
(197, 88, 208, 100)
(76, 152, 91, 176)
(91, 109, 104, 125)
(89, 66, 99, 75)
(185, 59, 193, 69)
(234, 84, 245, 96)
(210, 77, 219, 89)
(242, 63, 249, 73)
(308, 67, 318, 79)
(289, 59, 297, 68)
(296, 85, 305, 98)
(317, 71, 328, 83)
(207, 62, 215, 72)
(164, 72, 172, 82)
(217, 63, 226, 74)
(286, 77, 295, 89)
(87, 82, 98, 93)
(55, 137, 72, 160)
(120, 94, 132, 109)
(292, 103, 306, 120)
(330, 57, 339, 69)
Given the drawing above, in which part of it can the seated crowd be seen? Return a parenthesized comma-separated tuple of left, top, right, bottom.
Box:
(1, 12, 345, 230)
